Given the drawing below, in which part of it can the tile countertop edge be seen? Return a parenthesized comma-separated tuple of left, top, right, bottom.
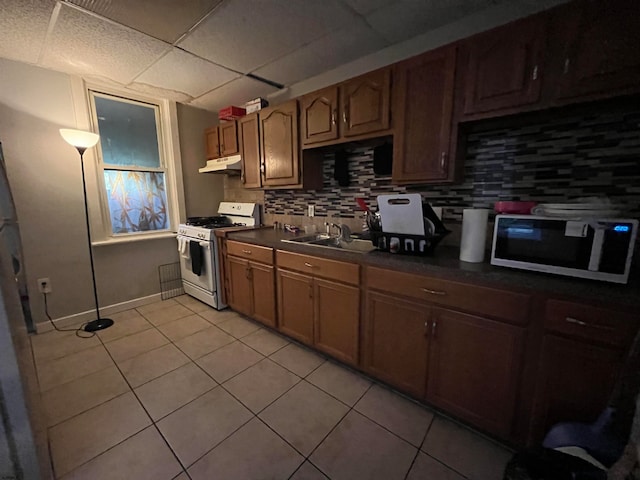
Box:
(222, 227, 640, 310)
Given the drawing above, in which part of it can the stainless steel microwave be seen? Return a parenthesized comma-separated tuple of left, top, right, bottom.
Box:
(491, 215, 638, 284)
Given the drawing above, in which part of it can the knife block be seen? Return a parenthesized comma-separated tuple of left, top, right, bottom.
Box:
(370, 231, 449, 256)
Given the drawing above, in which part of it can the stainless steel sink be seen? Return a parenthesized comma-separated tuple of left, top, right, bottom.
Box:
(281, 234, 376, 253)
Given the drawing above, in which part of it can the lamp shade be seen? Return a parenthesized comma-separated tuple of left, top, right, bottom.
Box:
(59, 129, 99, 149)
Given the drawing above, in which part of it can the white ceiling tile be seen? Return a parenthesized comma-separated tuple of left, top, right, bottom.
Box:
(190, 76, 279, 112)
(126, 82, 193, 103)
(367, 0, 501, 43)
(65, 0, 222, 43)
(0, 0, 56, 64)
(254, 20, 389, 86)
(178, 0, 358, 73)
(134, 48, 240, 98)
(341, 0, 397, 15)
(41, 3, 170, 84)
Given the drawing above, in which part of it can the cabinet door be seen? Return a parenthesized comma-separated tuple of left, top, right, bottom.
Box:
(427, 309, 524, 437)
(462, 15, 545, 115)
(552, 0, 640, 101)
(277, 268, 314, 345)
(227, 256, 252, 317)
(392, 45, 456, 184)
(300, 87, 339, 145)
(239, 113, 262, 188)
(250, 262, 276, 328)
(205, 126, 220, 159)
(314, 278, 359, 366)
(340, 69, 391, 137)
(219, 121, 239, 156)
(363, 292, 429, 398)
(530, 334, 623, 442)
(260, 100, 300, 187)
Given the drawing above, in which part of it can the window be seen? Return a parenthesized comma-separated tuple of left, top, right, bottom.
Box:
(89, 91, 171, 235)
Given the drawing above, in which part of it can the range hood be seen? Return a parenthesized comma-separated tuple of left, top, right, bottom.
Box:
(198, 154, 242, 174)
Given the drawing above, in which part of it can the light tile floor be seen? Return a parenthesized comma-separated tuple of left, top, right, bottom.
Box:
(32, 295, 513, 480)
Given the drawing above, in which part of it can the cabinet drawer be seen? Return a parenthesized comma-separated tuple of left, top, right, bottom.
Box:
(545, 300, 637, 348)
(366, 267, 530, 324)
(227, 241, 273, 264)
(276, 250, 359, 285)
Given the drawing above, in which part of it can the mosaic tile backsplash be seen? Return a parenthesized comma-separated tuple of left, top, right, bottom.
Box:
(264, 106, 640, 223)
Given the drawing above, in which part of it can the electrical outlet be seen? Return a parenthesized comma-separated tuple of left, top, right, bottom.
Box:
(308, 205, 315, 217)
(37, 277, 52, 294)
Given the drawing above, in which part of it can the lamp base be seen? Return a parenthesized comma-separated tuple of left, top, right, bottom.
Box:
(83, 318, 114, 332)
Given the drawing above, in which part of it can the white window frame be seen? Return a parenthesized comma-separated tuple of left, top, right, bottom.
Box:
(69, 78, 185, 245)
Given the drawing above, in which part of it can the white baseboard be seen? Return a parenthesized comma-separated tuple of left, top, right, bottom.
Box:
(36, 293, 164, 333)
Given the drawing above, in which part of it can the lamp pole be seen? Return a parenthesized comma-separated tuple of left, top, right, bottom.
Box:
(60, 129, 114, 332)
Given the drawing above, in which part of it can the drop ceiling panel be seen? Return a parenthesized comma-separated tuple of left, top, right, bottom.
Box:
(125, 82, 193, 103)
(341, 0, 397, 15)
(254, 21, 389, 86)
(65, 0, 222, 44)
(0, 0, 56, 64)
(190, 76, 279, 112)
(134, 48, 240, 98)
(367, 0, 500, 43)
(41, 3, 170, 84)
(178, 0, 358, 73)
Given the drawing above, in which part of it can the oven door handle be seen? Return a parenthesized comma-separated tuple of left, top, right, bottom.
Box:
(198, 241, 210, 249)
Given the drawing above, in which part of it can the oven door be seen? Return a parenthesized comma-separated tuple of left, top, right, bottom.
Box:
(177, 235, 214, 292)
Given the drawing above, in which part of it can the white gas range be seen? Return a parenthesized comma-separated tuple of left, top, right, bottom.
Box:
(177, 202, 260, 309)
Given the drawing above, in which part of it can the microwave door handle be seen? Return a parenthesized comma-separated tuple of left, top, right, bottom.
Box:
(588, 226, 606, 271)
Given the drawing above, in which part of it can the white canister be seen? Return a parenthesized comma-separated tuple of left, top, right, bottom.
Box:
(459, 208, 490, 263)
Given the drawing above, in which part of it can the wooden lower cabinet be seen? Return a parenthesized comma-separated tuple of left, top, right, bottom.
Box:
(314, 278, 359, 365)
(277, 269, 314, 344)
(427, 308, 525, 437)
(530, 334, 624, 442)
(227, 256, 253, 318)
(227, 254, 276, 328)
(276, 257, 360, 366)
(363, 292, 429, 398)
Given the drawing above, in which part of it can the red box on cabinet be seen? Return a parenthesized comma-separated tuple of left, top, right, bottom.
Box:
(218, 106, 246, 121)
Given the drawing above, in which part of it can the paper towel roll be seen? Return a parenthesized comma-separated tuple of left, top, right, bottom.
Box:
(459, 208, 489, 263)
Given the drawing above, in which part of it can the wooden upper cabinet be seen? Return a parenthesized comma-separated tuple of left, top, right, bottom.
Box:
(205, 122, 239, 159)
(427, 308, 525, 437)
(205, 126, 221, 159)
(238, 113, 262, 188)
(549, 0, 640, 102)
(260, 100, 300, 187)
(341, 69, 391, 137)
(300, 86, 339, 146)
(392, 45, 457, 184)
(219, 121, 239, 157)
(462, 15, 546, 116)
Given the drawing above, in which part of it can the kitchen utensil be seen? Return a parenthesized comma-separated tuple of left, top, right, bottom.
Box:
(377, 194, 425, 235)
(365, 211, 382, 231)
(356, 198, 370, 212)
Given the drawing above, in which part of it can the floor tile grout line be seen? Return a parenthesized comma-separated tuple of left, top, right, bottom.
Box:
(402, 412, 436, 480)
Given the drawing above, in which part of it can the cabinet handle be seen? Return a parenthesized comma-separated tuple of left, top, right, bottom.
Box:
(563, 58, 570, 75)
(532, 65, 539, 81)
(421, 287, 447, 296)
(432, 320, 438, 338)
(242, 249, 252, 254)
(343, 110, 348, 125)
(440, 152, 447, 171)
(332, 109, 337, 125)
(260, 163, 265, 173)
(309, 282, 313, 298)
(424, 320, 430, 337)
(304, 262, 315, 268)
(245, 266, 251, 279)
(241, 173, 246, 184)
(220, 143, 225, 152)
(565, 317, 587, 326)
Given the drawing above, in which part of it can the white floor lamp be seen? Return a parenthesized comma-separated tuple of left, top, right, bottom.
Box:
(60, 128, 114, 332)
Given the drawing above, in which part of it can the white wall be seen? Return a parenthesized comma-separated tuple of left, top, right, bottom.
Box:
(0, 58, 179, 326)
(177, 104, 224, 218)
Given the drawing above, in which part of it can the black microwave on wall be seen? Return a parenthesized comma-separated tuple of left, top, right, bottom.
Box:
(491, 215, 638, 284)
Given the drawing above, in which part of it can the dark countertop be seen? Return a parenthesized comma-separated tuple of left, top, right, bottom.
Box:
(225, 227, 640, 309)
